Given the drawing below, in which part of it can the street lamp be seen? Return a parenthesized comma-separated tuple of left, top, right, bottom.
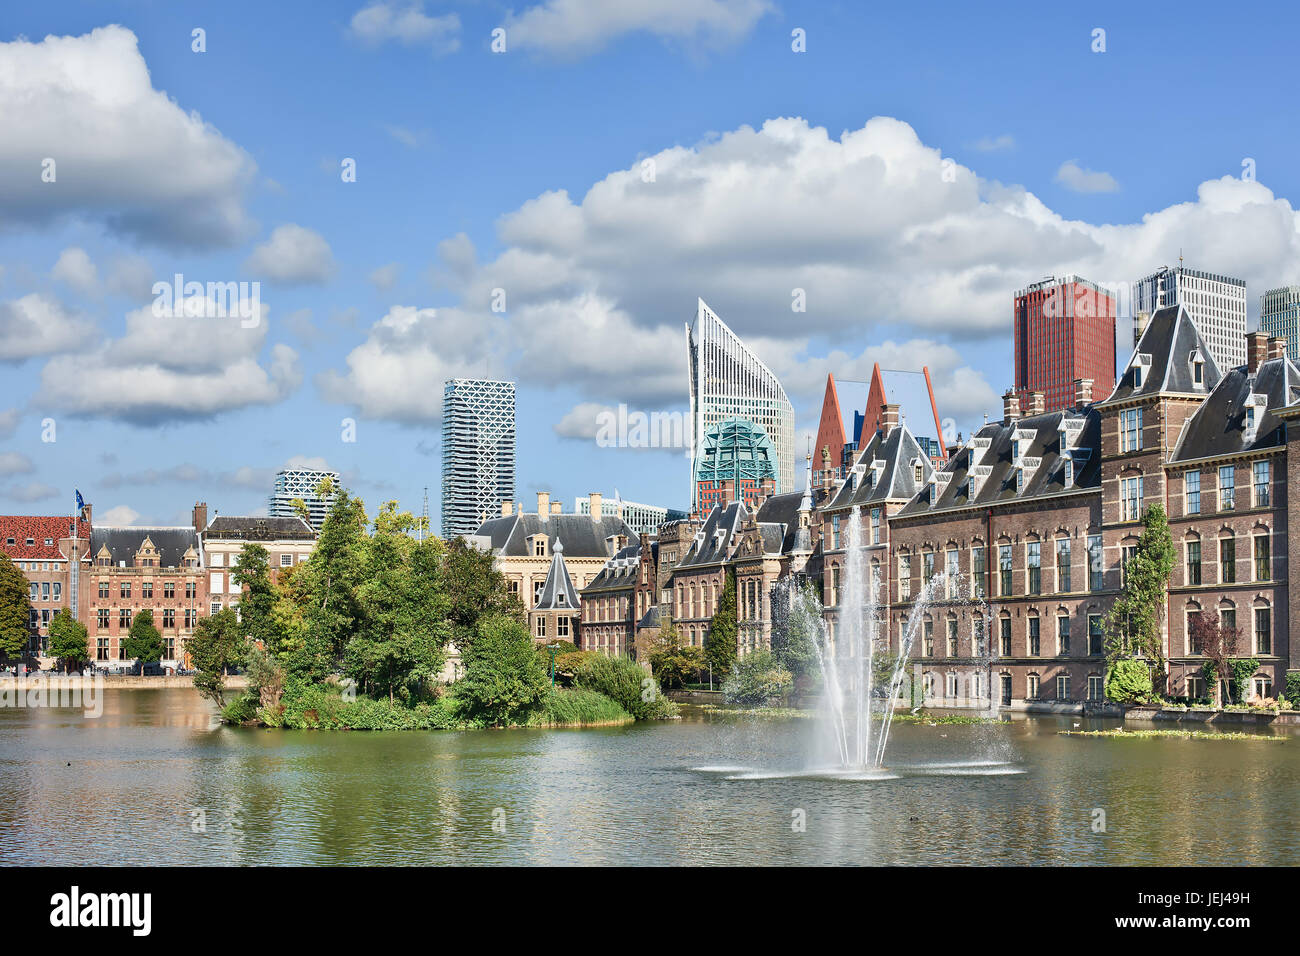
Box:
(547, 642, 561, 687)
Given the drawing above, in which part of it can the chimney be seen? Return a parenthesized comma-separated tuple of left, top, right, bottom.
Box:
(550, 500, 561, 515)
(536, 491, 550, 519)
(1267, 336, 1287, 361)
(1003, 390, 1021, 424)
(589, 492, 602, 521)
(1025, 391, 1044, 416)
(192, 501, 208, 534)
(501, 500, 513, 517)
(1073, 377, 1094, 407)
(881, 403, 900, 431)
(1134, 310, 1150, 347)
(1247, 330, 1269, 374)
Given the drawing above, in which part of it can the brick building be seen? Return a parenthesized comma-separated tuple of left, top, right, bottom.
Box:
(200, 509, 317, 613)
(1014, 274, 1117, 414)
(0, 509, 91, 661)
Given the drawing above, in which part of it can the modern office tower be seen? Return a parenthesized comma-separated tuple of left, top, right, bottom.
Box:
(1013, 275, 1117, 413)
(1132, 265, 1246, 371)
(686, 298, 794, 508)
(692, 418, 778, 515)
(268, 467, 340, 531)
(1261, 286, 1300, 362)
(441, 378, 516, 539)
(574, 495, 687, 536)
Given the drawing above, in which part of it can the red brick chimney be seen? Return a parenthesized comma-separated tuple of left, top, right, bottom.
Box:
(1247, 331, 1269, 374)
(1267, 336, 1287, 361)
(881, 403, 900, 431)
(192, 501, 208, 533)
(1073, 378, 1094, 407)
(1003, 390, 1020, 424)
(1024, 391, 1045, 416)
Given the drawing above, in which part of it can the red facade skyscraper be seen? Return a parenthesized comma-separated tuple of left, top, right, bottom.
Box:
(1014, 275, 1117, 413)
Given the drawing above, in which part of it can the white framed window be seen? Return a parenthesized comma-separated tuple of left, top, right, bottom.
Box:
(280, 553, 293, 567)
(1120, 476, 1143, 521)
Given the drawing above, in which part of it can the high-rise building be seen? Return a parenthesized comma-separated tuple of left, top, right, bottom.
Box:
(1261, 286, 1300, 362)
(1132, 265, 1246, 371)
(1013, 275, 1117, 413)
(268, 467, 340, 531)
(686, 298, 794, 508)
(574, 495, 687, 536)
(441, 378, 516, 539)
(692, 418, 778, 515)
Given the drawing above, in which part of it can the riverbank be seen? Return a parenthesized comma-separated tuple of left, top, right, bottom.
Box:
(0, 674, 248, 690)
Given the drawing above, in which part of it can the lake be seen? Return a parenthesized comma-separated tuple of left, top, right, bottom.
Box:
(1, 688, 1296, 865)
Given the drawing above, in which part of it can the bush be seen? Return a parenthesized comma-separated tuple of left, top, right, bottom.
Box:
(456, 615, 550, 726)
(221, 693, 260, 724)
(722, 651, 793, 705)
(1286, 672, 1300, 709)
(270, 680, 463, 730)
(535, 687, 632, 726)
(574, 653, 678, 721)
(1105, 658, 1154, 704)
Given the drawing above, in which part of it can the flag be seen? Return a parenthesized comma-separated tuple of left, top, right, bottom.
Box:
(75, 489, 85, 512)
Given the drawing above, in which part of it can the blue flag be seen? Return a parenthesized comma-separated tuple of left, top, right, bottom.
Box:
(76, 489, 85, 512)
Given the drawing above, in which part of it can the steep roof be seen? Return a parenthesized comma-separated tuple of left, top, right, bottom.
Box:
(824, 424, 933, 511)
(473, 512, 636, 559)
(1170, 354, 1300, 464)
(584, 541, 642, 594)
(1103, 304, 1221, 404)
(677, 501, 747, 568)
(203, 515, 316, 541)
(896, 406, 1101, 518)
(90, 527, 200, 568)
(534, 539, 580, 610)
(0, 516, 88, 560)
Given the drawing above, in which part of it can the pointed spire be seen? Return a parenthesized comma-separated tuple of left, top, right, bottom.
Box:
(799, 454, 813, 512)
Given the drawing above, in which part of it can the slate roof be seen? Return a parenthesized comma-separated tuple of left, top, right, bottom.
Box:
(1170, 354, 1300, 464)
(824, 424, 934, 511)
(203, 515, 316, 541)
(534, 539, 581, 610)
(584, 542, 642, 594)
(677, 501, 747, 568)
(637, 605, 663, 630)
(90, 527, 201, 568)
(1103, 305, 1221, 405)
(896, 407, 1101, 517)
(0, 516, 88, 560)
(473, 512, 635, 559)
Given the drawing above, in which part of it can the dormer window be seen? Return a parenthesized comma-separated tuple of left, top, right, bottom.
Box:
(1192, 356, 1204, 386)
(1063, 458, 1074, 488)
(913, 459, 923, 483)
(1246, 406, 1255, 431)
(1015, 468, 1024, 493)
(1132, 366, 1143, 387)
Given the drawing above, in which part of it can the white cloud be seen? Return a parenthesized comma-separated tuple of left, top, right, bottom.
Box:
(349, 2, 460, 53)
(504, 0, 773, 55)
(0, 408, 18, 439)
(554, 402, 615, 439)
(105, 254, 156, 302)
(51, 247, 98, 295)
(0, 451, 34, 476)
(971, 134, 1015, 152)
(0, 26, 256, 247)
(369, 262, 402, 290)
(1055, 160, 1119, 193)
(99, 505, 140, 526)
(0, 293, 95, 362)
(5, 482, 59, 503)
(244, 224, 337, 284)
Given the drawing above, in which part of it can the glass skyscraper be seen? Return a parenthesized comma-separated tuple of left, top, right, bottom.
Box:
(1261, 286, 1300, 362)
(268, 467, 340, 531)
(1132, 265, 1246, 371)
(441, 378, 516, 538)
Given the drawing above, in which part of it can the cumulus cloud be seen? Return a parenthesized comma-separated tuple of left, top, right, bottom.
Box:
(554, 401, 615, 439)
(37, 296, 301, 424)
(98, 505, 140, 526)
(0, 451, 34, 476)
(5, 482, 59, 503)
(504, 0, 773, 56)
(244, 224, 337, 284)
(369, 262, 401, 290)
(971, 134, 1015, 152)
(0, 25, 257, 247)
(348, 2, 460, 53)
(1055, 160, 1119, 193)
(0, 293, 95, 362)
(51, 247, 98, 295)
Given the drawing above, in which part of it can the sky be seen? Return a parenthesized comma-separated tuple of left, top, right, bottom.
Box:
(3, 0, 1300, 529)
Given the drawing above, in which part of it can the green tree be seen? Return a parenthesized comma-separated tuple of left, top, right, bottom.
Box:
(231, 543, 275, 649)
(442, 536, 525, 650)
(723, 650, 793, 705)
(1103, 504, 1176, 690)
(1105, 658, 1154, 704)
(294, 487, 369, 678)
(457, 614, 549, 725)
(188, 608, 245, 705)
(0, 555, 31, 660)
(704, 570, 738, 677)
(122, 608, 165, 670)
(643, 622, 704, 689)
(770, 581, 822, 683)
(48, 608, 89, 672)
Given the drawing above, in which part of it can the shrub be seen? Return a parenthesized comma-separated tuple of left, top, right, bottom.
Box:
(574, 653, 678, 721)
(1286, 672, 1300, 709)
(536, 687, 632, 726)
(456, 614, 550, 726)
(1105, 658, 1154, 704)
(722, 651, 793, 705)
(221, 693, 260, 724)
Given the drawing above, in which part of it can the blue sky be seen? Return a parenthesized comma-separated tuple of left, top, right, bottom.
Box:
(2, 0, 1299, 528)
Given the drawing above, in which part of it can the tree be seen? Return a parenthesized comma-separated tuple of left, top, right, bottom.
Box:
(188, 608, 245, 705)
(1189, 611, 1241, 706)
(770, 580, 822, 685)
(723, 650, 793, 705)
(294, 487, 369, 679)
(456, 614, 549, 725)
(0, 555, 31, 661)
(704, 570, 738, 677)
(48, 608, 89, 672)
(1105, 658, 1154, 704)
(441, 536, 525, 650)
(122, 608, 165, 671)
(231, 543, 275, 649)
(643, 623, 705, 689)
(1103, 504, 1176, 689)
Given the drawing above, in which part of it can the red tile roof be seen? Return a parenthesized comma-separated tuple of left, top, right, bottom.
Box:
(0, 516, 89, 560)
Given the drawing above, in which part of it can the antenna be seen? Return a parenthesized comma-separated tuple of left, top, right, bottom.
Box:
(420, 486, 428, 541)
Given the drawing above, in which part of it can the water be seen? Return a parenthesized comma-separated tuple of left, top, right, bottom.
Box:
(2, 688, 1299, 865)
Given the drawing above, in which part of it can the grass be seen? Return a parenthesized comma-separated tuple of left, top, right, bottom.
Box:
(531, 687, 634, 727)
(1060, 728, 1284, 742)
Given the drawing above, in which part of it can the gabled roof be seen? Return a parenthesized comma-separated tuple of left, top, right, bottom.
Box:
(0, 516, 88, 560)
(203, 515, 316, 541)
(1170, 354, 1300, 464)
(473, 512, 636, 559)
(896, 406, 1101, 517)
(1103, 305, 1221, 404)
(824, 423, 933, 511)
(584, 542, 642, 594)
(677, 501, 747, 568)
(535, 539, 580, 610)
(90, 527, 200, 568)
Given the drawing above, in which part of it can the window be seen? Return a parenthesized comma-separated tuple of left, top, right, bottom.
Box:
(970, 546, 986, 599)
(1120, 407, 1143, 452)
(280, 553, 293, 567)
(1057, 674, 1071, 700)
(1254, 460, 1270, 507)
(923, 551, 935, 585)
(1253, 677, 1272, 701)
(1219, 465, 1235, 510)
(945, 672, 958, 698)
(1121, 545, 1138, 587)
(1088, 675, 1105, 701)
(119, 609, 132, 629)
(831, 567, 840, 607)
(870, 508, 881, 545)
(210, 600, 222, 615)
(973, 617, 986, 656)
(1186, 540, 1201, 585)
(1221, 607, 1237, 636)
(120, 582, 131, 599)
(1028, 617, 1040, 656)
(166, 582, 177, 599)
(1254, 607, 1271, 655)
(1187, 675, 1205, 699)
(1027, 542, 1041, 595)
(533, 538, 546, 557)
(899, 555, 912, 600)
(832, 515, 841, 549)
(141, 582, 153, 599)
(1132, 365, 1143, 388)
(1254, 534, 1271, 581)
(1220, 536, 1236, 583)
(946, 550, 959, 599)
(1058, 616, 1070, 655)
(1056, 538, 1071, 592)
(535, 617, 546, 638)
(185, 609, 195, 629)
(1120, 476, 1143, 521)
(1088, 535, 1103, 591)
(999, 544, 1012, 596)
(97, 609, 109, 629)
(557, 617, 570, 638)
(1185, 470, 1201, 514)
(923, 620, 934, 657)
(1027, 674, 1040, 699)
(999, 617, 1011, 656)
(1088, 614, 1103, 656)
(534, 580, 545, 604)
(164, 636, 175, 659)
(28, 583, 37, 602)
(96, 637, 108, 661)
(946, 618, 958, 657)
(163, 609, 176, 628)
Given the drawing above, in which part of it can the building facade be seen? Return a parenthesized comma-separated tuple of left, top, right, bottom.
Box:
(692, 418, 778, 515)
(268, 467, 339, 531)
(200, 511, 317, 615)
(1014, 274, 1117, 414)
(574, 495, 687, 536)
(1133, 265, 1247, 372)
(441, 377, 516, 538)
(1261, 286, 1300, 363)
(0, 510, 91, 661)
